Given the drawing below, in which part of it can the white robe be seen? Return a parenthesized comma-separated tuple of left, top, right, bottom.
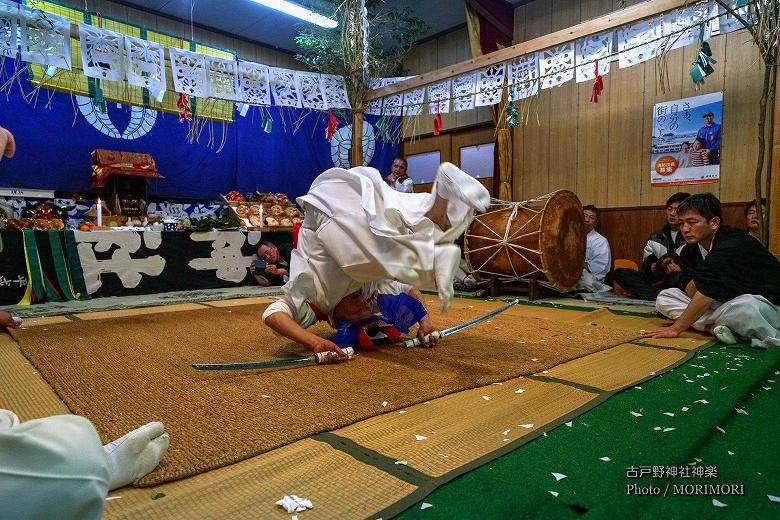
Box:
(0, 411, 110, 520)
(656, 289, 780, 348)
(281, 164, 490, 317)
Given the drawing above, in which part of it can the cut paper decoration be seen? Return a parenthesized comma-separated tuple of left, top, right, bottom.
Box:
(206, 56, 240, 101)
(294, 71, 326, 110)
(402, 87, 425, 116)
(420, 503, 434, 510)
(552, 472, 567, 481)
(320, 73, 351, 109)
(576, 31, 612, 83)
(78, 24, 124, 82)
(662, 1, 713, 51)
(0, 1, 18, 58)
(549, 491, 559, 497)
(538, 43, 574, 89)
(238, 61, 271, 105)
(19, 6, 71, 70)
(169, 47, 209, 97)
(125, 36, 166, 94)
(716, 0, 754, 35)
(380, 77, 406, 116)
(452, 72, 476, 112)
(618, 17, 664, 69)
(269, 67, 302, 108)
(427, 80, 451, 114)
(475, 63, 505, 106)
(509, 54, 538, 99)
(364, 77, 388, 115)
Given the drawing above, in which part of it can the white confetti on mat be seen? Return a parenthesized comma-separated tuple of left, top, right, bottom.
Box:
(399, 410, 407, 414)
(631, 411, 643, 417)
(515, 389, 526, 394)
(654, 427, 662, 431)
(502, 438, 510, 442)
(715, 426, 726, 434)
(276, 495, 313, 513)
(681, 407, 689, 412)
(519, 423, 534, 429)
(483, 396, 492, 401)
(712, 499, 728, 508)
(439, 453, 449, 458)
(695, 399, 709, 404)
(663, 412, 674, 417)
(735, 408, 748, 415)
(728, 451, 735, 455)
(532, 358, 540, 362)
(493, 382, 503, 385)
(382, 401, 388, 407)
(768, 495, 780, 503)
(565, 422, 572, 427)
(600, 456, 611, 461)
(502, 429, 511, 435)
(420, 502, 434, 510)
(261, 395, 271, 399)
(634, 386, 642, 390)
(415, 435, 427, 441)
(663, 428, 676, 432)
(549, 490, 559, 497)
(395, 460, 408, 465)
(106, 496, 122, 501)
(552, 472, 567, 482)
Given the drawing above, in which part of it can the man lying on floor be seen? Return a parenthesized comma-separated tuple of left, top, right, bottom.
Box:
(0, 310, 170, 519)
(262, 162, 490, 362)
(641, 194, 780, 347)
(263, 280, 437, 363)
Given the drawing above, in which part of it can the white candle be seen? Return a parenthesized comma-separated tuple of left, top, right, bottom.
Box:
(96, 198, 102, 227)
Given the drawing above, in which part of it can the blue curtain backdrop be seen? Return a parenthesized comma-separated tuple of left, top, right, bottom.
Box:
(0, 65, 398, 201)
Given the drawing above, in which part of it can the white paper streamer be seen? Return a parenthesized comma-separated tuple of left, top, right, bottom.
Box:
(320, 73, 351, 109)
(78, 24, 124, 82)
(539, 43, 574, 89)
(618, 17, 664, 69)
(427, 80, 451, 114)
(662, 1, 713, 51)
(269, 67, 302, 108)
(575, 32, 612, 83)
(452, 72, 476, 112)
(364, 77, 387, 115)
(169, 47, 209, 97)
(19, 6, 71, 70)
(238, 61, 271, 105)
(125, 36, 166, 93)
(475, 63, 505, 106)
(0, 0, 18, 59)
(294, 71, 327, 110)
(206, 56, 240, 101)
(716, 0, 754, 35)
(509, 54, 538, 100)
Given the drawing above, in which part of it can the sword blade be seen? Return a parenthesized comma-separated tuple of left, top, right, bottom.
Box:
(440, 298, 520, 337)
(192, 356, 317, 371)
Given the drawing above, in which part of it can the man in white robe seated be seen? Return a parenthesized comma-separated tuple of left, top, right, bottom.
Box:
(262, 162, 491, 361)
(641, 194, 780, 347)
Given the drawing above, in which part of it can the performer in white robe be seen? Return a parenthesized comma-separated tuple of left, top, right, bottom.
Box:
(284, 162, 491, 319)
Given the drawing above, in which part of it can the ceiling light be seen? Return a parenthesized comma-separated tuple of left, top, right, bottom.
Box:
(248, 0, 338, 28)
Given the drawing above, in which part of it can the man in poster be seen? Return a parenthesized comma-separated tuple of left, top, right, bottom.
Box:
(697, 111, 721, 165)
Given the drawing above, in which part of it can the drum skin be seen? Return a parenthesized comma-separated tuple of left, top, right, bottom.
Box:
(464, 190, 586, 292)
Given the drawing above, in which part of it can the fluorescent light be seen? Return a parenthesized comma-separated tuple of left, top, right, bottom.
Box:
(248, 0, 338, 28)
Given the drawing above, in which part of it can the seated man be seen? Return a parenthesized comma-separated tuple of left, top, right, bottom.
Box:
(383, 157, 414, 193)
(611, 192, 690, 300)
(575, 205, 611, 290)
(642, 194, 780, 347)
(744, 199, 764, 242)
(249, 240, 293, 286)
(0, 311, 170, 519)
(263, 279, 437, 363)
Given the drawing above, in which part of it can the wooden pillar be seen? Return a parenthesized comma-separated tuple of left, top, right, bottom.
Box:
(351, 110, 364, 167)
(771, 65, 780, 257)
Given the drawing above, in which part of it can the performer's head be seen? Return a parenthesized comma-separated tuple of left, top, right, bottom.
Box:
(676, 193, 722, 248)
(256, 241, 282, 264)
(665, 192, 690, 228)
(391, 157, 408, 181)
(582, 204, 600, 233)
(332, 290, 374, 324)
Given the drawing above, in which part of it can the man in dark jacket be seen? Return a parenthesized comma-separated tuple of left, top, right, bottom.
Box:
(641, 193, 780, 347)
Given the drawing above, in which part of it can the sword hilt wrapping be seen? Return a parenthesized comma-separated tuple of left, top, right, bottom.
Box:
(314, 347, 355, 364)
(402, 331, 443, 348)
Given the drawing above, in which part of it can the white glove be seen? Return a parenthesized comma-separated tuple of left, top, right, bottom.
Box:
(102, 421, 170, 490)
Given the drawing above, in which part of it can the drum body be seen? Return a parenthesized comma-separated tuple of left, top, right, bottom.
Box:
(464, 190, 585, 292)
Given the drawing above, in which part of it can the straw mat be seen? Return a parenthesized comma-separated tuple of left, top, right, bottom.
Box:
(15, 297, 638, 485)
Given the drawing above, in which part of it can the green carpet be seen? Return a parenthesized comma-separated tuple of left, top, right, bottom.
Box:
(396, 342, 780, 519)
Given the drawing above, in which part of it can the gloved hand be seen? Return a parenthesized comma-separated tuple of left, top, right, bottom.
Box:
(102, 421, 170, 490)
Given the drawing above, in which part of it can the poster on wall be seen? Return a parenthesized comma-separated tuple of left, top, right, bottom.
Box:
(650, 92, 722, 187)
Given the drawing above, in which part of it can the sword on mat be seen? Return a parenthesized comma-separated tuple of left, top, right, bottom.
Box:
(397, 298, 520, 347)
(192, 347, 356, 371)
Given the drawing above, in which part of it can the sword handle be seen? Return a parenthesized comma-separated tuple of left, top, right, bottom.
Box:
(314, 347, 355, 364)
(401, 331, 442, 348)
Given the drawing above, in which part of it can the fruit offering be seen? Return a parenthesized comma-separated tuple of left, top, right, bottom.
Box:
(225, 190, 245, 202)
